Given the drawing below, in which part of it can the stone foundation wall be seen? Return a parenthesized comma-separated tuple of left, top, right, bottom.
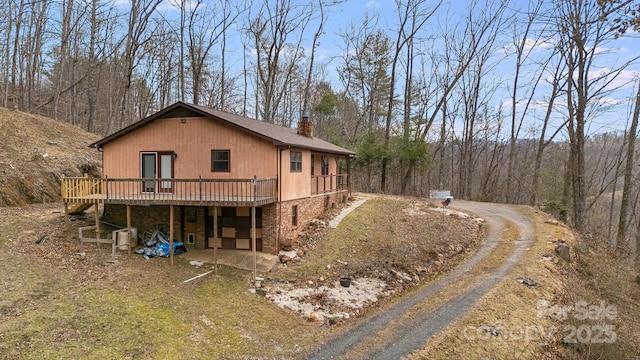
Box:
(277, 191, 348, 251)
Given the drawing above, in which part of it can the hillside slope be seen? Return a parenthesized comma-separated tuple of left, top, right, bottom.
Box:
(0, 107, 101, 206)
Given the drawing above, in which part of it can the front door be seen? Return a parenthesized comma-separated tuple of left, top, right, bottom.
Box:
(141, 152, 174, 193)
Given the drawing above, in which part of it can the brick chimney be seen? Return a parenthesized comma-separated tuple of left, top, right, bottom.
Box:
(297, 114, 313, 138)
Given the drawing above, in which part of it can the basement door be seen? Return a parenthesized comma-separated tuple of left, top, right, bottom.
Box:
(141, 152, 174, 193)
(206, 207, 262, 251)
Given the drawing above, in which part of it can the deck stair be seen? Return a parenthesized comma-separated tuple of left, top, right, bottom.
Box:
(68, 202, 94, 215)
(62, 174, 103, 214)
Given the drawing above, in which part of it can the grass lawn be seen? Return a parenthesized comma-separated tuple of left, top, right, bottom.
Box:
(0, 204, 329, 359)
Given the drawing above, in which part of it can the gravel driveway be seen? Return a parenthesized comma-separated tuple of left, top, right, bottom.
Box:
(306, 200, 535, 360)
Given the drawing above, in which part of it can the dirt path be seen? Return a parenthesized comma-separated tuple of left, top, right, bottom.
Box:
(306, 200, 535, 360)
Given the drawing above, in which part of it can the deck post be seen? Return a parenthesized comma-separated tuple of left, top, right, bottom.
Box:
(94, 201, 100, 244)
(61, 175, 67, 225)
(347, 158, 352, 196)
(213, 205, 218, 274)
(126, 205, 132, 255)
(169, 205, 174, 266)
(252, 205, 257, 280)
(252, 176, 257, 280)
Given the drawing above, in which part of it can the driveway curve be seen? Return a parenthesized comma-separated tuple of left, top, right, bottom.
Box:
(306, 200, 535, 360)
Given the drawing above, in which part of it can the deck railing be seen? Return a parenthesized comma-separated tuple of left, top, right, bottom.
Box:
(62, 176, 278, 206)
(311, 174, 349, 195)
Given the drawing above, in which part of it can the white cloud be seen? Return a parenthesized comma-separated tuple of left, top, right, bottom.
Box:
(499, 37, 555, 56)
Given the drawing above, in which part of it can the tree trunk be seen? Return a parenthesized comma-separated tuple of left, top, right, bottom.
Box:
(617, 84, 640, 248)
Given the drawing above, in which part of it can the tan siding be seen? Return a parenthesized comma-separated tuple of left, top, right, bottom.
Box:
(280, 148, 311, 201)
(102, 117, 277, 179)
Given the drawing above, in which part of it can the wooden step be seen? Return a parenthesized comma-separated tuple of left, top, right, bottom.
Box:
(68, 202, 94, 215)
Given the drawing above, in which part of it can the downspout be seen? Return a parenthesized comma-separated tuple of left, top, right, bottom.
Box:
(277, 145, 290, 252)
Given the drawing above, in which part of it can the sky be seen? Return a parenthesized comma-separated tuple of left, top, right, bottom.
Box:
(127, 0, 640, 137)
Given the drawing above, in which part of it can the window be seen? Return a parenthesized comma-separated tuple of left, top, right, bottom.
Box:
(211, 150, 230, 172)
(187, 233, 195, 244)
(292, 205, 298, 226)
(290, 151, 302, 172)
(321, 155, 329, 175)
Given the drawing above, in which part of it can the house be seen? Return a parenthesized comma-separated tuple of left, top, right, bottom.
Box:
(61, 101, 355, 260)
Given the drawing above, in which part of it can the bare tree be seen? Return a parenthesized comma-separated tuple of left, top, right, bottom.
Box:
(415, 0, 508, 198)
(186, 0, 242, 105)
(505, 0, 543, 203)
(247, 0, 312, 124)
(0, 0, 13, 107)
(338, 13, 385, 136)
(529, 55, 568, 207)
(301, 0, 325, 115)
(617, 84, 640, 249)
(381, 0, 441, 193)
(10, 0, 25, 110)
(115, 0, 162, 132)
(553, 0, 639, 231)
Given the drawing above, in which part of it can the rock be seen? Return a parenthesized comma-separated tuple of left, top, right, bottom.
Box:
(279, 250, 299, 263)
(281, 237, 293, 251)
(555, 242, 571, 262)
(516, 276, 538, 287)
(539, 253, 554, 261)
(255, 288, 266, 297)
(310, 219, 326, 228)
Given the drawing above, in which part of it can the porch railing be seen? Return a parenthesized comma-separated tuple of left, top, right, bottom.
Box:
(62, 176, 278, 207)
(311, 174, 349, 195)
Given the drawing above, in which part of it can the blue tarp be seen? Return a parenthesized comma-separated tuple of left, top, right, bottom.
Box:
(134, 229, 187, 259)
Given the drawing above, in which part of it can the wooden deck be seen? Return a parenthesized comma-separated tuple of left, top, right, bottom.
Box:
(64, 193, 277, 207)
(62, 176, 278, 207)
(311, 174, 349, 195)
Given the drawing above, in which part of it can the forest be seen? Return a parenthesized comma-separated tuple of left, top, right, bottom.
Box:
(2, 0, 640, 260)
